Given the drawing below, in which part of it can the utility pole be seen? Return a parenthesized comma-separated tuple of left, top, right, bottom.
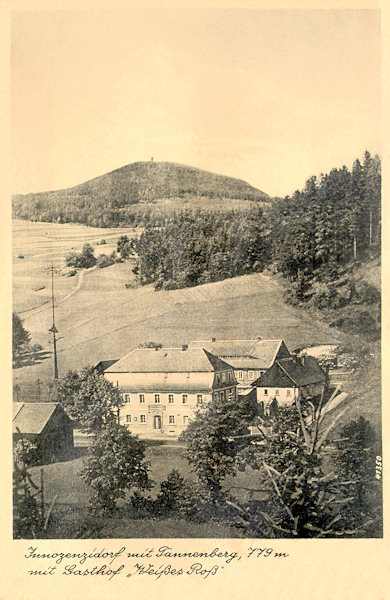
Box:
(48, 264, 59, 379)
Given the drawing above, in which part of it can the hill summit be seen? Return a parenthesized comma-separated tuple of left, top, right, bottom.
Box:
(12, 161, 269, 227)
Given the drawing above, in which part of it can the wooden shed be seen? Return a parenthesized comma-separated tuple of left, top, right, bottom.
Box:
(13, 402, 74, 464)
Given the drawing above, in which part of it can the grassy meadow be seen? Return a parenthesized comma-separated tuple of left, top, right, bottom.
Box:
(13, 219, 140, 314)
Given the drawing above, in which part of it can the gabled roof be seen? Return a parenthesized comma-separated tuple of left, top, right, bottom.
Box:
(112, 372, 215, 393)
(253, 357, 326, 388)
(104, 347, 233, 374)
(189, 339, 289, 368)
(13, 402, 62, 435)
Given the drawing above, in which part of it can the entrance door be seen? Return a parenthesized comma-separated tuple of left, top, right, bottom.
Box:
(153, 415, 162, 429)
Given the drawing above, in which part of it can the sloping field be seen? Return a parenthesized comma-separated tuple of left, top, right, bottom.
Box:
(13, 219, 139, 314)
(14, 259, 348, 390)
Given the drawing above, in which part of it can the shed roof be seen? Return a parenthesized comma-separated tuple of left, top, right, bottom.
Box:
(13, 402, 61, 435)
(105, 347, 233, 374)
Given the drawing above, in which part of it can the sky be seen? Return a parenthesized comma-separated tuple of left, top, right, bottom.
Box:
(11, 9, 381, 198)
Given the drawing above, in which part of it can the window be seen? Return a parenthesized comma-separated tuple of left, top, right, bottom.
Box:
(123, 393, 130, 402)
(286, 389, 291, 396)
(221, 372, 226, 382)
(140, 415, 146, 423)
(264, 389, 268, 395)
(197, 394, 203, 405)
(169, 415, 175, 424)
(139, 394, 145, 403)
(275, 389, 279, 395)
(168, 394, 174, 404)
(126, 415, 132, 423)
(182, 394, 188, 404)
(220, 391, 225, 401)
(238, 371, 243, 380)
(183, 416, 189, 424)
(249, 371, 254, 380)
(155, 394, 160, 403)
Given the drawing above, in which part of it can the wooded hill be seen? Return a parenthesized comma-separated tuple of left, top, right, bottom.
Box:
(12, 161, 269, 228)
(133, 151, 381, 338)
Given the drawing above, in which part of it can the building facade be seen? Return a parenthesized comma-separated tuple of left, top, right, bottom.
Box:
(253, 356, 327, 414)
(104, 346, 237, 438)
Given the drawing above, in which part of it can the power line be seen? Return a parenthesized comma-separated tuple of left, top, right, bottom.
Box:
(48, 263, 59, 379)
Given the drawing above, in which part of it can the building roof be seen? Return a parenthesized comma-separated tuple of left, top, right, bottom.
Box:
(94, 359, 119, 374)
(13, 402, 62, 435)
(112, 372, 216, 393)
(105, 347, 233, 374)
(253, 357, 326, 388)
(189, 339, 289, 368)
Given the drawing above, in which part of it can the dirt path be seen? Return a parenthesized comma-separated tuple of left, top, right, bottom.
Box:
(21, 267, 97, 321)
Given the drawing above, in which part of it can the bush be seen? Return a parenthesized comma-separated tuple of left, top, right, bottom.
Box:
(96, 253, 115, 269)
(14, 439, 39, 468)
(330, 310, 379, 338)
(65, 243, 96, 269)
(352, 281, 381, 305)
(153, 470, 222, 522)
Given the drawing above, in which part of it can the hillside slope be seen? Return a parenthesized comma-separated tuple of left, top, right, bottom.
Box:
(12, 161, 269, 227)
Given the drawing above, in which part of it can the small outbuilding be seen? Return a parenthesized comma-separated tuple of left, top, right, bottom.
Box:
(13, 402, 74, 464)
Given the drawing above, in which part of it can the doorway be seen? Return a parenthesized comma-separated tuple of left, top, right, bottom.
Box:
(153, 415, 162, 429)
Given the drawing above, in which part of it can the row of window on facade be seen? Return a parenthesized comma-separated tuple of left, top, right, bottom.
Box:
(236, 370, 263, 380)
(263, 389, 291, 396)
(213, 389, 236, 401)
(125, 414, 188, 425)
(122, 393, 204, 404)
(215, 371, 234, 384)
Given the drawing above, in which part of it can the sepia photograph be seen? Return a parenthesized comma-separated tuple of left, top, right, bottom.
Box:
(11, 7, 382, 542)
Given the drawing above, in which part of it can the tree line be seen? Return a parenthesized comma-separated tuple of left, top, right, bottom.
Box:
(133, 151, 380, 289)
(134, 206, 270, 289)
(130, 152, 380, 336)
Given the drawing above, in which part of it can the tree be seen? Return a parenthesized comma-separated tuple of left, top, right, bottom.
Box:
(335, 416, 382, 535)
(56, 367, 124, 433)
(231, 391, 380, 538)
(12, 313, 31, 361)
(180, 393, 256, 499)
(81, 421, 151, 514)
(65, 243, 96, 269)
(117, 235, 134, 260)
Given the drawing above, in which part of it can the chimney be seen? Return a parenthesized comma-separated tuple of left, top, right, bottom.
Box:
(211, 337, 216, 343)
(257, 336, 262, 340)
(182, 344, 188, 351)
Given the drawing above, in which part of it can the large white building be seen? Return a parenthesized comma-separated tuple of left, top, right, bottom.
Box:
(104, 346, 237, 438)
